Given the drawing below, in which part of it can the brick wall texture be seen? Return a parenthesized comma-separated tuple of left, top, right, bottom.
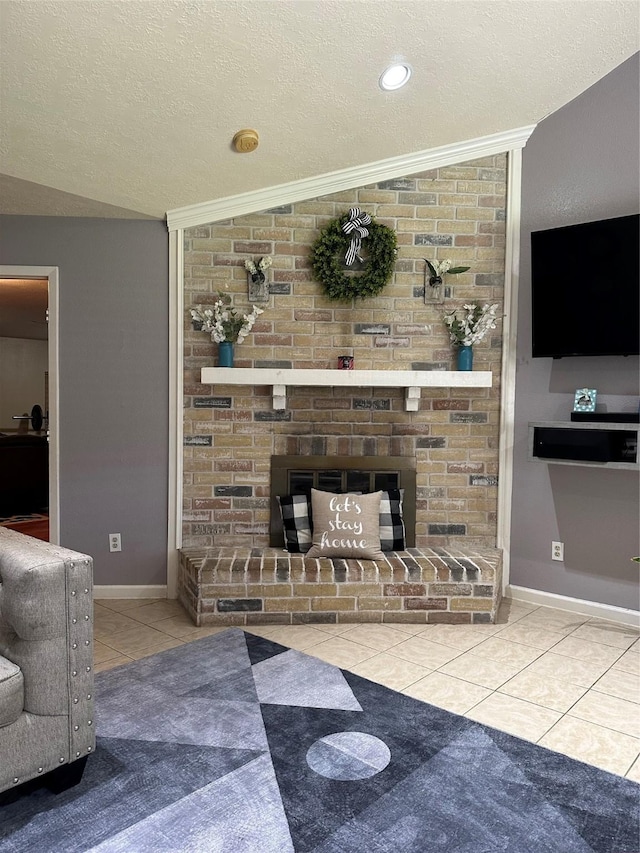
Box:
(183, 154, 507, 550)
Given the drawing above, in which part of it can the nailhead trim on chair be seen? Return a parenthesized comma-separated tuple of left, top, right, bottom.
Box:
(0, 531, 96, 792)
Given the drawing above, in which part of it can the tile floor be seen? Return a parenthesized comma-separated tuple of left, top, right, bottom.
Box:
(93, 597, 640, 781)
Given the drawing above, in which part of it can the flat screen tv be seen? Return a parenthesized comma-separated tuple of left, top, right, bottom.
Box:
(531, 213, 639, 358)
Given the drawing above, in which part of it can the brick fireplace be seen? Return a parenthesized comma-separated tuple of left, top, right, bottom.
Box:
(180, 450, 502, 625)
(183, 156, 506, 549)
(180, 155, 507, 624)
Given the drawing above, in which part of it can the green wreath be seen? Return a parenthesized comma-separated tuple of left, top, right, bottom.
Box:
(310, 212, 397, 302)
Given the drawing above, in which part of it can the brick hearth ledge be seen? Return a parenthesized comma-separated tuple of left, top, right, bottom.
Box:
(178, 546, 503, 627)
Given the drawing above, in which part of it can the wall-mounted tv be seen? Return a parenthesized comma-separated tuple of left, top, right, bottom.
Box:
(531, 213, 639, 358)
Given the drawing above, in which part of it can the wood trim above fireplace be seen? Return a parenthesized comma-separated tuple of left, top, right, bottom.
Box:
(201, 367, 492, 411)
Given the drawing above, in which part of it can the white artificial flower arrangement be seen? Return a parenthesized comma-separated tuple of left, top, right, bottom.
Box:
(244, 256, 272, 283)
(424, 258, 470, 284)
(443, 303, 499, 346)
(191, 294, 264, 344)
(430, 259, 453, 276)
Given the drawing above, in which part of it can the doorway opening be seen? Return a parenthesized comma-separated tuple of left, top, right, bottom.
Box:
(0, 267, 59, 543)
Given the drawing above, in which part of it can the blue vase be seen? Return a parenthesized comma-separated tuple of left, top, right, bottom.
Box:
(218, 341, 234, 367)
(457, 345, 473, 371)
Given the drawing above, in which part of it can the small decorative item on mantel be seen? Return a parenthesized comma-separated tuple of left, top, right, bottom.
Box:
(443, 303, 499, 371)
(423, 258, 470, 304)
(244, 256, 272, 303)
(190, 294, 264, 368)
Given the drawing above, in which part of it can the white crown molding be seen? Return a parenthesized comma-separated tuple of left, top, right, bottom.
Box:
(166, 125, 536, 232)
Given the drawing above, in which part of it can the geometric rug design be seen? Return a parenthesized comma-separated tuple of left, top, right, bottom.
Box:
(251, 647, 363, 710)
(1, 628, 638, 852)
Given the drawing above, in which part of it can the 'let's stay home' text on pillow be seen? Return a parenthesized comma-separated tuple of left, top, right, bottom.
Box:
(306, 489, 384, 560)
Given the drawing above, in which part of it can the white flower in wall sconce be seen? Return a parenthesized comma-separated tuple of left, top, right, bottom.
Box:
(245, 256, 272, 304)
(423, 258, 470, 304)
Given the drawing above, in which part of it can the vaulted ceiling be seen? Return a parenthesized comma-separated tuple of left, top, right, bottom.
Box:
(1, 1, 637, 221)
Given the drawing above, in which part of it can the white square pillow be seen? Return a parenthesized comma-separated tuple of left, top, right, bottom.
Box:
(306, 489, 384, 560)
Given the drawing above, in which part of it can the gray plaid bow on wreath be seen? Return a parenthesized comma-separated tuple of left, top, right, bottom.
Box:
(341, 207, 372, 266)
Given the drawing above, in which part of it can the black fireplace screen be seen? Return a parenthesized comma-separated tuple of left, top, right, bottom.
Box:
(269, 455, 416, 547)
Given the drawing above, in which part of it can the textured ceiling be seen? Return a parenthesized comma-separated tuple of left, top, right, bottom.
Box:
(0, 1, 638, 220)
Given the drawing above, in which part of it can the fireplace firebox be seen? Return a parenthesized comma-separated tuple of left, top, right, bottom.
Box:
(178, 455, 502, 627)
(269, 455, 416, 548)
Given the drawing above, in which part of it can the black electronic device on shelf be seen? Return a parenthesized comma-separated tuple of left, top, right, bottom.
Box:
(531, 424, 638, 466)
(570, 412, 640, 423)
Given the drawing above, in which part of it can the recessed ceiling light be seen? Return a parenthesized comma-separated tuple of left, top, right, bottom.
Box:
(379, 63, 412, 91)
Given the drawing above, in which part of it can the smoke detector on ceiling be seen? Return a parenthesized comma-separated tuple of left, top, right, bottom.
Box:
(233, 129, 260, 153)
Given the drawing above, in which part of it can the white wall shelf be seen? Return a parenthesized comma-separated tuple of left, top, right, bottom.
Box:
(528, 421, 639, 471)
(200, 367, 493, 411)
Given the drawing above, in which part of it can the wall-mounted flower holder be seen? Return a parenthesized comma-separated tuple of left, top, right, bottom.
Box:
(245, 257, 272, 303)
(247, 269, 269, 302)
(423, 259, 469, 304)
(424, 276, 446, 304)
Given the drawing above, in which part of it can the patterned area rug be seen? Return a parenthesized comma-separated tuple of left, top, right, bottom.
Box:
(1, 629, 638, 852)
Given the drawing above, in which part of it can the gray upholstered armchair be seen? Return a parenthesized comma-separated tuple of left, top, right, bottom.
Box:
(0, 528, 95, 794)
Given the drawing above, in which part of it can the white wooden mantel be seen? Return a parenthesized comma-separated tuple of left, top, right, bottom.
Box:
(200, 368, 492, 411)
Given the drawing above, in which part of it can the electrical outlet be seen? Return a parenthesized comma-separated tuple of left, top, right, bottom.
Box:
(551, 541, 564, 562)
(109, 533, 122, 553)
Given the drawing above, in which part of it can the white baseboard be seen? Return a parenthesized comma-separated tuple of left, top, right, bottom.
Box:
(506, 584, 640, 627)
(93, 582, 638, 622)
(94, 585, 168, 600)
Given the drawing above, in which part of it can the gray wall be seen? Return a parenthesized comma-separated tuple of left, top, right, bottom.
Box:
(511, 53, 640, 610)
(0, 217, 169, 587)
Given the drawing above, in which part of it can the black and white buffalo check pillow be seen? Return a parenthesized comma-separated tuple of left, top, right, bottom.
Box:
(378, 488, 406, 551)
(277, 494, 312, 552)
(278, 489, 405, 553)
